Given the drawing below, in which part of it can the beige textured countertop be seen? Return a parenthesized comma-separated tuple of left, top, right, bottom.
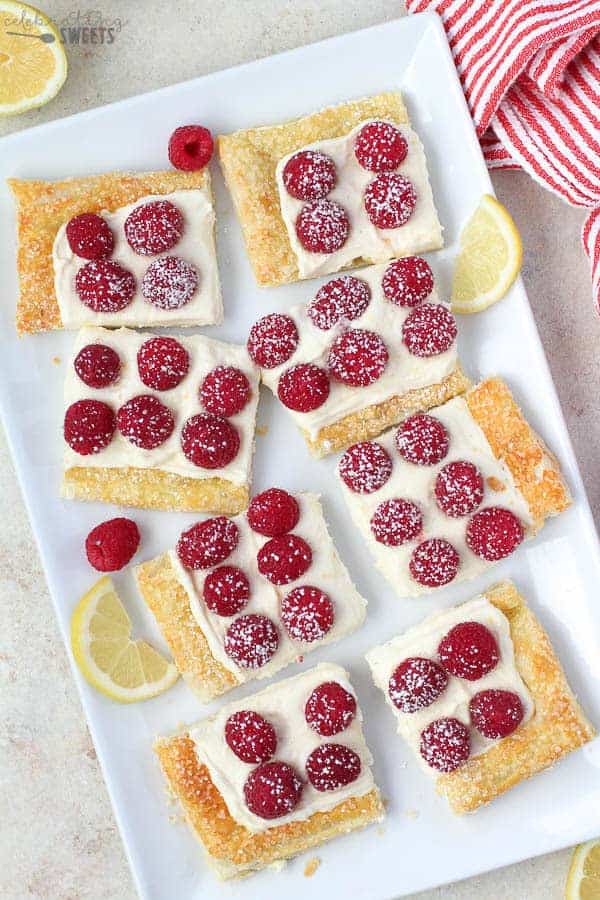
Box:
(1, 2, 598, 898)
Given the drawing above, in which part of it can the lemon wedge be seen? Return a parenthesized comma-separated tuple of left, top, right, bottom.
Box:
(566, 840, 600, 900)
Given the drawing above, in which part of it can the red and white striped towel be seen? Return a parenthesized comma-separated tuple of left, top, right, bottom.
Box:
(406, 0, 600, 312)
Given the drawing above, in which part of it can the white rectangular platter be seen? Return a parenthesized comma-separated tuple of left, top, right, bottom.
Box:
(1, 12, 600, 900)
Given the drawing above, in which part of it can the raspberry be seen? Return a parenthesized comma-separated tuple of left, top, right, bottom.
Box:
(247, 488, 299, 537)
(409, 538, 460, 588)
(243, 761, 303, 819)
(338, 441, 392, 494)
(257, 534, 312, 585)
(180, 413, 240, 469)
(364, 173, 416, 229)
(168, 124, 213, 171)
(247, 313, 299, 369)
(305, 681, 357, 736)
(388, 657, 449, 713)
(282, 150, 337, 200)
(85, 517, 140, 572)
(370, 498, 423, 546)
(328, 328, 388, 387)
(201, 366, 251, 417)
(354, 121, 408, 172)
(124, 200, 183, 255)
(396, 414, 450, 466)
(305, 743, 361, 792)
(225, 710, 277, 764)
(137, 336, 190, 391)
(280, 586, 334, 642)
(74, 343, 121, 388)
(203, 565, 250, 616)
(469, 689, 525, 739)
(435, 460, 484, 518)
(295, 199, 350, 254)
(117, 395, 174, 450)
(176, 516, 239, 570)
(402, 303, 457, 357)
(382, 257, 434, 307)
(438, 621, 500, 680)
(66, 213, 114, 260)
(307, 276, 371, 330)
(277, 363, 330, 412)
(64, 399, 115, 455)
(420, 718, 470, 773)
(466, 507, 524, 561)
(224, 614, 279, 669)
(141, 256, 198, 310)
(75, 260, 135, 313)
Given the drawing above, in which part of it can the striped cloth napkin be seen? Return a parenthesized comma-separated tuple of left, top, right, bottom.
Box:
(406, 0, 600, 312)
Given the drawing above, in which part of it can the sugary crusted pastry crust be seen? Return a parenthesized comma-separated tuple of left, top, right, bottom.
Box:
(437, 581, 595, 813)
(8, 169, 210, 334)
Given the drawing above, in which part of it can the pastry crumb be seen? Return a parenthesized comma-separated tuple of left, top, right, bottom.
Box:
(487, 476, 506, 492)
(52, 355, 61, 365)
(304, 857, 321, 877)
(256, 424, 269, 437)
(404, 808, 420, 820)
(376, 825, 386, 836)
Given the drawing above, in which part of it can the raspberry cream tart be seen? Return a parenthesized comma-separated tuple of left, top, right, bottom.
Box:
(218, 91, 442, 287)
(136, 490, 366, 701)
(247, 257, 469, 457)
(366, 582, 594, 813)
(9, 169, 221, 334)
(155, 663, 383, 878)
(62, 326, 259, 513)
(337, 378, 571, 597)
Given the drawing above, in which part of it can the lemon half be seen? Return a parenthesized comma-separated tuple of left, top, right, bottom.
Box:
(566, 839, 600, 900)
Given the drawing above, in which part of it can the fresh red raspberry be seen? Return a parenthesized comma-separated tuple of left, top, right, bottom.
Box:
(466, 507, 524, 561)
(354, 121, 408, 172)
(224, 614, 280, 669)
(280, 586, 334, 643)
(277, 363, 330, 412)
(307, 276, 371, 330)
(420, 717, 470, 772)
(370, 498, 423, 546)
(469, 689, 525, 739)
(203, 565, 250, 616)
(74, 343, 121, 388)
(124, 200, 183, 255)
(388, 657, 449, 713)
(395, 413, 450, 466)
(305, 743, 361, 792)
(305, 681, 357, 736)
(435, 460, 484, 518)
(295, 199, 350, 254)
(257, 534, 312, 585)
(176, 516, 239, 570)
(64, 399, 115, 455)
(328, 328, 388, 387)
(282, 150, 337, 200)
(200, 366, 251, 417)
(338, 441, 392, 494)
(85, 517, 140, 572)
(141, 256, 198, 310)
(364, 173, 416, 229)
(137, 336, 190, 391)
(168, 124, 213, 171)
(180, 413, 240, 469)
(117, 395, 174, 449)
(243, 761, 303, 819)
(247, 488, 300, 537)
(409, 538, 460, 588)
(66, 213, 114, 260)
(75, 260, 136, 313)
(382, 257, 434, 307)
(402, 303, 457, 357)
(225, 710, 277, 764)
(247, 313, 299, 369)
(438, 621, 500, 681)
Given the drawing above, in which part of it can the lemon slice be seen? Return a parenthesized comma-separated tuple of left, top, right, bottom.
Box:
(566, 839, 600, 900)
(71, 576, 179, 703)
(0, 2, 67, 117)
(451, 194, 523, 314)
